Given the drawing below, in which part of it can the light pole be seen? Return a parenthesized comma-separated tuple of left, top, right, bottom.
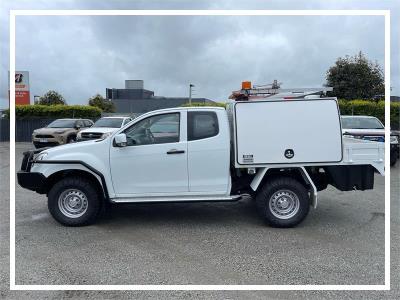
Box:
(189, 84, 194, 105)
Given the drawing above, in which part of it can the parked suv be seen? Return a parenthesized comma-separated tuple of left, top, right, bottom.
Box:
(77, 117, 132, 141)
(341, 115, 399, 166)
(32, 118, 93, 148)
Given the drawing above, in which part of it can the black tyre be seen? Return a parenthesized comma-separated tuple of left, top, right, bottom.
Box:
(67, 135, 76, 143)
(48, 177, 102, 226)
(390, 153, 398, 167)
(256, 177, 310, 228)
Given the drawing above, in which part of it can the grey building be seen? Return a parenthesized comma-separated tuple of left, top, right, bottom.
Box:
(106, 80, 214, 113)
(391, 96, 400, 102)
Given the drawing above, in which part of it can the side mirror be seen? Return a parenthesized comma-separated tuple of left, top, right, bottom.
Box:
(114, 133, 127, 147)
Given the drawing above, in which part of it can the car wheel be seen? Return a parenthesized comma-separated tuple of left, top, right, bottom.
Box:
(67, 135, 76, 143)
(48, 177, 102, 226)
(256, 177, 310, 228)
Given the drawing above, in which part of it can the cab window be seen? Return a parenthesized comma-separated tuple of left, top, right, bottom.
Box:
(76, 120, 84, 128)
(188, 111, 219, 141)
(123, 113, 180, 146)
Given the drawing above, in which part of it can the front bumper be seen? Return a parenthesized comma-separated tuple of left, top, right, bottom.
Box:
(32, 135, 66, 147)
(17, 171, 47, 193)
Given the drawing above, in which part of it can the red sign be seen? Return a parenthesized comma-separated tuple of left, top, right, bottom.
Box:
(8, 71, 30, 105)
(16, 91, 30, 105)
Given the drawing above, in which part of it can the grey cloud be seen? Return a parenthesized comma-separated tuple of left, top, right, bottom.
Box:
(0, 0, 398, 108)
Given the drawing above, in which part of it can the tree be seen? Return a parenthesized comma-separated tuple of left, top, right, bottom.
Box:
(38, 90, 66, 105)
(88, 94, 115, 113)
(326, 51, 384, 100)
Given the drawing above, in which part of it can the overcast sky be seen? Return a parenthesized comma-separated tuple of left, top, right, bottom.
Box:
(1, 0, 399, 108)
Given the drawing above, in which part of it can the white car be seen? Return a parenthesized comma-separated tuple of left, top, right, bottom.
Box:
(341, 115, 399, 166)
(77, 117, 132, 141)
(18, 98, 384, 227)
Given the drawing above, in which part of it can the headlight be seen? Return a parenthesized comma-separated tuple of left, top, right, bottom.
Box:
(54, 130, 66, 134)
(101, 132, 112, 139)
(77, 132, 82, 138)
(35, 152, 48, 161)
(391, 135, 399, 144)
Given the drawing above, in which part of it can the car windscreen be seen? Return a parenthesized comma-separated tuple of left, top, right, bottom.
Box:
(47, 120, 76, 128)
(93, 118, 123, 128)
(341, 117, 384, 129)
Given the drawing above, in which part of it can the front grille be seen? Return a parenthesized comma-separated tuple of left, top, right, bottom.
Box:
(363, 135, 384, 142)
(21, 148, 50, 171)
(21, 151, 32, 171)
(36, 134, 54, 138)
(33, 142, 59, 148)
(81, 132, 103, 139)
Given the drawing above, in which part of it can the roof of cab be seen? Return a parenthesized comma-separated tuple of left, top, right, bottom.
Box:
(146, 106, 225, 114)
(341, 115, 378, 119)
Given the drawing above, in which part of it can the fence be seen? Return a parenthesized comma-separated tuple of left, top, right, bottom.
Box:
(0, 114, 141, 142)
(0, 118, 56, 142)
(0, 119, 10, 142)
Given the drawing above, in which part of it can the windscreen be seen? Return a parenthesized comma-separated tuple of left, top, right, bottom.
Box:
(341, 117, 384, 129)
(47, 120, 76, 128)
(93, 118, 123, 128)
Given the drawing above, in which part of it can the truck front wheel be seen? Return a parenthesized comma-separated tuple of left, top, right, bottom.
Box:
(256, 177, 310, 228)
(48, 177, 102, 226)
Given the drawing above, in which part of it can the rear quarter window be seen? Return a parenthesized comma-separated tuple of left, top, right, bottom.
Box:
(188, 111, 219, 141)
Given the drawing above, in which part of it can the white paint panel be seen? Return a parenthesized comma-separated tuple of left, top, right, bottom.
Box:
(235, 99, 342, 164)
(187, 110, 230, 194)
(110, 141, 188, 195)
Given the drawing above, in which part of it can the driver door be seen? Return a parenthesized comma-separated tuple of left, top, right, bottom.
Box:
(109, 111, 188, 196)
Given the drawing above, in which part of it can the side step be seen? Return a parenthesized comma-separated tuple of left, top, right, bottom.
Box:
(110, 195, 242, 204)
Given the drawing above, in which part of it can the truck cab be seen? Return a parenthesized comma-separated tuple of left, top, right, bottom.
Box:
(18, 100, 385, 228)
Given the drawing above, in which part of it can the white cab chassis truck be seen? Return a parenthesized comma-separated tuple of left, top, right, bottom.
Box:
(18, 98, 384, 227)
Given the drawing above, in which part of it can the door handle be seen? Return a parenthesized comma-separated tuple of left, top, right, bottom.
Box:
(167, 149, 185, 154)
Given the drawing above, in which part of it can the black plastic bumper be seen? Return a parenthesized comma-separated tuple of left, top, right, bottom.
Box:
(17, 171, 47, 193)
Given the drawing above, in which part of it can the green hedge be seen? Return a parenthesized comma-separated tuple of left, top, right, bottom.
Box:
(338, 100, 400, 128)
(181, 102, 227, 108)
(181, 100, 400, 128)
(4, 101, 399, 129)
(5, 105, 102, 119)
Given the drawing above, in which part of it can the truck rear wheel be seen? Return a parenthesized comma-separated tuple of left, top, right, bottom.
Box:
(256, 177, 310, 228)
(48, 177, 101, 226)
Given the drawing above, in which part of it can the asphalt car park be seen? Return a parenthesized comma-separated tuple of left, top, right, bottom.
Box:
(1, 142, 399, 299)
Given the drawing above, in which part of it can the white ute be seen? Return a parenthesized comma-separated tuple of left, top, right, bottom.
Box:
(18, 83, 385, 227)
(77, 116, 133, 141)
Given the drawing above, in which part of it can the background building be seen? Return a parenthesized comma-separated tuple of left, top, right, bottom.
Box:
(106, 80, 214, 113)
